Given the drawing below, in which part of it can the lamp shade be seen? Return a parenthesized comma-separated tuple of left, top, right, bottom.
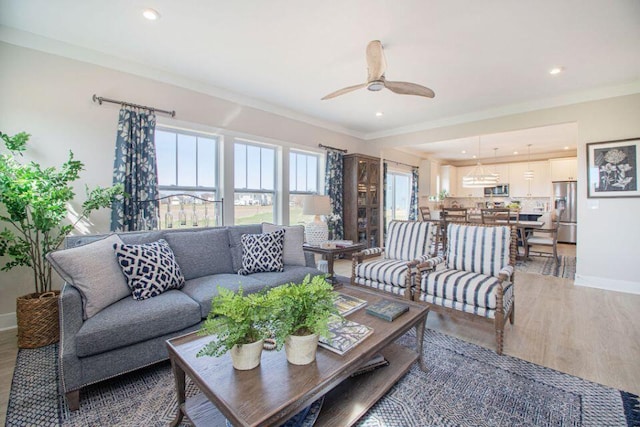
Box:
(303, 195, 332, 216)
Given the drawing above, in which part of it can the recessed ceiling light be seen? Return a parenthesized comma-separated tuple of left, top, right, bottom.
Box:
(472, 155, 477, 159)
(513, 151, 519, 155)
(564, 146, 569, 150)
(375, 111, 383, 117)
(143, 8, 160, 20)
(461, 150, 466, 154)
(549, 67, 564, 75)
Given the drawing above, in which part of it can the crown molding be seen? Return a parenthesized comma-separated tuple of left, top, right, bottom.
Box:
(0, 26, 366, 140)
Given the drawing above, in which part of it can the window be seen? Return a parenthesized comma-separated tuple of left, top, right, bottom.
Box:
(155, 128, 220, 228)
(234, 141, 276, 224)
(385, 171, 411, 226)
(289, 151, 320, 225)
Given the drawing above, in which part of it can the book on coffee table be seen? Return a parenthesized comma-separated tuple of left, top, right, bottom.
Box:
(366, 299, 410, 322)
(350, 353, 389, 377)
(334, 293, 367, 316)
(318, 317, 373, 356)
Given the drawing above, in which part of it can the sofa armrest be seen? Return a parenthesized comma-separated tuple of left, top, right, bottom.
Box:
(416, 256, 446, 273)
(304, 252, 316, 268)
(58, 283, 85, 393)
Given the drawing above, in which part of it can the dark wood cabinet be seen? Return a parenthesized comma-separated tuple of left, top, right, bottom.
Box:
(344, 153, 380, 248)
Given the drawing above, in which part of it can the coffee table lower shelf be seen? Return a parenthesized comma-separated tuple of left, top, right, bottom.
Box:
(182, 343, 418, 427)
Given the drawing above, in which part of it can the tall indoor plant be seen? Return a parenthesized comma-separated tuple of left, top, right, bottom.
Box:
(0, 131, 122, 348)
(267, 275, 338, 365)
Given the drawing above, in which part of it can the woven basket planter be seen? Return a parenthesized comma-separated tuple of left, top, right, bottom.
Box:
(16, 291, 60, 349)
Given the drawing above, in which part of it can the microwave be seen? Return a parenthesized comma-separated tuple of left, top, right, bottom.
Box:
(484, 184, 509, 197)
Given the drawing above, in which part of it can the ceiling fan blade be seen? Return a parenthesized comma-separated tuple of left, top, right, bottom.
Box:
(321, 83, 367, 100)
(384, 80, 435, 98)
(366, 40, 387, 82)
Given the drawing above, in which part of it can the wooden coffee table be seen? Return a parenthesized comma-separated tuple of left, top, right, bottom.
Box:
(166, 285, 429, 427)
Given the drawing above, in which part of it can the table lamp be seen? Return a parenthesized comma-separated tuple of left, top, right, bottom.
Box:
(303, 195, 332, 245)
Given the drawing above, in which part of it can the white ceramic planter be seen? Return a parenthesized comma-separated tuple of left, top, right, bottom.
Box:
(285, 333, 319, 365)
(230, 339, 264, 370)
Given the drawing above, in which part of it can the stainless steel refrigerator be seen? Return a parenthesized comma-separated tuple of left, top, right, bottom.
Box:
(553, 181, 577, 243)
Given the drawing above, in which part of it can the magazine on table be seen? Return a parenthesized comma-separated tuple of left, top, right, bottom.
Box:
(318, 316, 373, 356)
(366, 299, 410, 322)
(334, 293, 367, 316)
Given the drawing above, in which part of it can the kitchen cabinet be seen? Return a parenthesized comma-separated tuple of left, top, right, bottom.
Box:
(418, 160, 440, 198)
(440, 165, 457, 197)
(456, 165, 484, 197)
(509, 160, 551, 197)
(550, 157, 577, 181)
(344, 154, 380, 248)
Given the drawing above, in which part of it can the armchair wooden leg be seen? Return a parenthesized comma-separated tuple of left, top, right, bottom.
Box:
(495, 324, 504, 356)
(66, 390, 80, 411)
(509, 304, 515, 325)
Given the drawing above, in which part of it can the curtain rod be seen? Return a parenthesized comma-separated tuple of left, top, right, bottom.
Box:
(92, 94, 176, 117)
(318, 143, 347, 153)
(384, 159, 417, 169)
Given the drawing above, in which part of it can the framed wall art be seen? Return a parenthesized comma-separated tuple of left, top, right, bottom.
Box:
(586, 138, 639, 198)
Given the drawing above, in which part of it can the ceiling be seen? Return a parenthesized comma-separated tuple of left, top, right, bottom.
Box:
(1, 0, 639, 144)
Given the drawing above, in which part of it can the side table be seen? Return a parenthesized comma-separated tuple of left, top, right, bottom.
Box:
(303, 243, 367, 283)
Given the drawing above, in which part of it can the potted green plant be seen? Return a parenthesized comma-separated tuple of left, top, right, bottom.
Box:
(197, 287, 270, 370)
(267, 275, 338, 365)
(0, 131, 123, 348)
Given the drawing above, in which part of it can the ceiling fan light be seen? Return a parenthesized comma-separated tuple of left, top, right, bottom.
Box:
(367, 81, 385, 91)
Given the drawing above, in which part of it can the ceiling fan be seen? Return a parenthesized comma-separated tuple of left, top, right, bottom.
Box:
(321, 40, 435, 100)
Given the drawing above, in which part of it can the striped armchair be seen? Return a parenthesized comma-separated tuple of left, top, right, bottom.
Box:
(351, 221, 436, 299)
(415, 223, 517, 355)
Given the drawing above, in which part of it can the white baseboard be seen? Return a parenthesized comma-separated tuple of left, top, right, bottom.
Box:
(574, 274, 640, 295)
(0, 312, 17, 331)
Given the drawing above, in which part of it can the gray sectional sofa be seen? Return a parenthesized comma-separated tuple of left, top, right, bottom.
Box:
(57, 224, 320, 410)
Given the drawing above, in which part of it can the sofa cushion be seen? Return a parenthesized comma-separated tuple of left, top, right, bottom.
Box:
(114, 239, 185, 300)
(248, 266, 324, 288)
(240, 230, 285, 274)
(182, 274, 269, 318)
(228, 224, 263, 272)
(163, 228, 233, 279)
(420, 268, 513, 311)
(262, 223, 306, 266)
(75, 289, 200, 357)
(354, 259, 412, 288)
(446, 224, 511, 277)
(47, 234, 130, 319)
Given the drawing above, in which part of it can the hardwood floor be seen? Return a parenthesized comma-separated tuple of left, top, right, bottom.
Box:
(2, 245, 639, 424)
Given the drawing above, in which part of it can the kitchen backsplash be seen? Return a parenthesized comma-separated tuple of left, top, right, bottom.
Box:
(421, 197, 551, 212)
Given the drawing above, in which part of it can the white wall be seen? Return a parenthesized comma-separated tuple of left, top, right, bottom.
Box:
(0, 42, 376, 321)
(371, 93, 640, 294)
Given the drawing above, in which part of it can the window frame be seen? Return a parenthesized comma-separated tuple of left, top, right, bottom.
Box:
(289, 149, 321, 196)
(385, 170, 412, 222)
(233, 139, 277, 224)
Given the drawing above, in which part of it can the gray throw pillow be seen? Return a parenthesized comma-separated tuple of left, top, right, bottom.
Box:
(163, 228, 233, 279)
(46, 234, 130, 319)
(240, 230, 285, 275)
(114, 239, 185, 300)
(262, 223, 306, 266)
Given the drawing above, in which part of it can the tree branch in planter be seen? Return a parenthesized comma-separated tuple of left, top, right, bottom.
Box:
(0, 131, 124, 294)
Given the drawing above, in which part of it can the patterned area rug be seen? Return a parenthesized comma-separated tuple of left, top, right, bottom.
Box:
(6, 329, 639, 426)
(516, 255, 576, 279)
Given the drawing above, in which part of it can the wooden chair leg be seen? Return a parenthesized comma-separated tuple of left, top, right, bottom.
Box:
(495, 324, 504, 356)
(509, 304, 515, 325)
(66, 390, 80, 411)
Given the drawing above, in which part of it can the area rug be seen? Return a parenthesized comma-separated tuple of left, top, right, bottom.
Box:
(516, 255, 576, 279)
(6, 329, 638, 427)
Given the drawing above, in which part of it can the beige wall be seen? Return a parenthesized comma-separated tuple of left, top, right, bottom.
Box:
(0, 42, 376, 323)
(371, 93, 640, 294)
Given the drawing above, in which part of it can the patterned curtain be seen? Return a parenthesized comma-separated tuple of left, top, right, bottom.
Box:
(409, 167, 419, 221)
(324, 151, 344, 239)
(383, 162, 388, 240)
(110, 106, 159, 231)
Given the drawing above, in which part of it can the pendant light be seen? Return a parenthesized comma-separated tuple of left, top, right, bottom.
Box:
(492, 148, 499, 181)
(462, 137, 499, 188)
(524, 144, 534, 180)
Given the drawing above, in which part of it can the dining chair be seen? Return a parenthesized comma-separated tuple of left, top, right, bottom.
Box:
(481, 208, 512, 224)
(524, 209, 562, 263)
(441, 207, 468, 223)
(419, 206, 431, 221)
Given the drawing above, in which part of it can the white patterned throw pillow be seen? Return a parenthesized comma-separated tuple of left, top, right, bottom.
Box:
(113, 239, 185, 300)
(239, 230, 285, 275)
